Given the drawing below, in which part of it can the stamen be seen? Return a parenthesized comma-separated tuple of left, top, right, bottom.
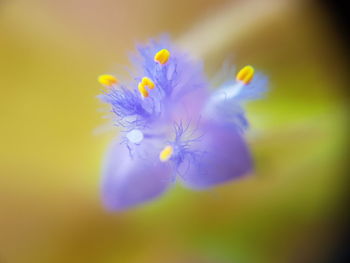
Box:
(138, 77, 155, 98)
(98, 74, 118, 86)
(154, 49, 170, 65)
(159, 145, 174, 162)
(138, 83, 149, 98)
(236, 65, 254, 84)
(141, 77, 155, 90)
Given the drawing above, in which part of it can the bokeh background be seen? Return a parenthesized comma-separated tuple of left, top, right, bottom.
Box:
(0, 0, 348, 262)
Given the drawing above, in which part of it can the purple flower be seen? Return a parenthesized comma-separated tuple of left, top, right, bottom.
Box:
(98, 39, 267, 211)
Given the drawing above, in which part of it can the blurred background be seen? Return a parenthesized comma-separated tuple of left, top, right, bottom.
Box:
(0, 0, 348, 262)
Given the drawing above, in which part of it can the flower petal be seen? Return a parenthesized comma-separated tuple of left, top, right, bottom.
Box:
(180, 122, 252, 189)
(101, 140, 173, 211)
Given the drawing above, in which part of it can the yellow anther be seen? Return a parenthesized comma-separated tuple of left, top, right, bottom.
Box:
(98, 74, 118, 86)
(159, 145, 174, 162)
(236, 65, 255, 84)
(138, 83, 149, 98)
(154, 49, 170, 65)
(138, 77, 155, 98)
(141, 77, 155, 90)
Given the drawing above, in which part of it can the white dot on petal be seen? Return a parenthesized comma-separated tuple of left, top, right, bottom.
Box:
(126, 129, 144, 144)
